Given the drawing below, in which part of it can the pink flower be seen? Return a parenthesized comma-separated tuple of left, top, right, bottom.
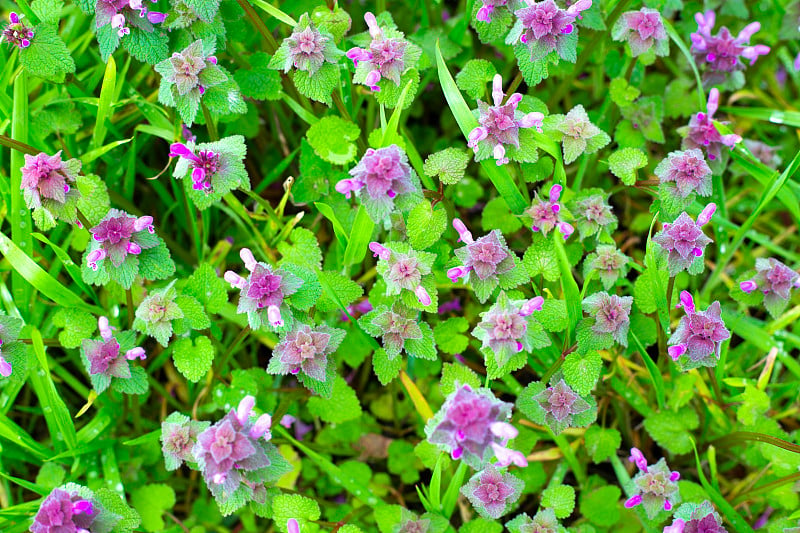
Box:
(668, 292, 731, 370)
(461, 465, 523, 519)
(31, 488, 98, 533)
(346, 12, 410, 90)
(532, 379, 591, 434)
(1, 12, 34, 48)
(612, 8, 668, 57)
(656, 149, 713, 201)
(170, 142, 220, 193)
(525, 184, 574, 239)
(87, 209, 157, 271)
(582, 291, 633, 346)
(626, 449, 681, 519)
(740, 257, 800, 317)
(267, 323, 344, 385)
(514, 0, 591, 61)
(652, 208, 715, 276)
(95, 0, 166, 38)
(475, 0, 507, 23)
(20, 151, 81, 220)
(585, 245, 630, 290)
(682, 89, 741, 161)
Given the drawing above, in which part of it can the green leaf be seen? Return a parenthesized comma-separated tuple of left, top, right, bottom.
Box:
(316, 270, 364, 312)
(633, 267, 668, 314)
(94, 488, 142, 533)
(277, 227, 322, 271)
(19, 23, 75, 81)
(373, 347, 402, 385)
(131, 484, 176, 532)
(609, 77, 640, 108)
(433, 318, 470, 355)
(183, 263, 227, 314)
(580, 485, 622, 527)
(407, 200, 447, 250)
(387, 440, 421, 484)
(271, 494, 320, 533)
(53, 309, 96, 349)
(93, 55, 116, 150)
(307, 376, 362, 423)
(736, 385, 770, 426)
(541, 484, 576, 519)
(121, 29, 169, 64)
(440, 362, 481, 396)
(234, 52, 282, 101)
(562, 350, 602, 396)
(537, 299, 568, 332)
(306, 116, 361, 165)
(175, 294, 211, 330)
(455, 59, 497, 100)
(423, 148, 470, 185)
(138, 242, 176, 282)
(172, 336, 215, 383)
(584, 426, 622, 463)
(644, 408, 699, 455)
(343, 205, 375, 267)
(35, 463, 65, 491)
(609, 148, 648, 185)
(295, 139, 340, 204)
(76, 173, 111, 225)
(292, 62, 340, 105)
(523, 232, 559, 282)
(482, 196, 523, 234)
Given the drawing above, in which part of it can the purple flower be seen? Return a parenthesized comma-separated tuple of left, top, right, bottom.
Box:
(81, 316, 146, 393)
(532, 379, 591, 435)
(743, 139, 781, 167)
(668, 291, 731, 370)
(134, 283, 183, 347)
(267, 323, 345, 394)
(506, 508, 565, 532)
(652, 205, 715, 276)
(169, 136, 249, 206)
(96, 0, 166, 38)
(346, 12, 418, 91)
(192, 396, 274, 502)
(337, 145, 419, 223)
(582, 292, 632, 346)
(372, 241, 435, 308)
(31, 487, 99, 533)
(20, 151, 82, 227)
(740, 257, 800, 317)
(86, 209, 158, 270)
(514, 0, 592, 61)
(472, 291, 547, 367)
(656, 149, 712, 202)
(425, 384, 524, 469)
(359, 301, 424, 360)
(467, 74, 544, 166)
(2, 12, 34, 48)
(682, 89, 741, 161)
(624, 448, 681, 519)
(393, 510, 431, 533)
(277, 14, 342, 75)
(612, 8, 668, 57)
(525, 184, 574, 239)
(570, 192, 616, 239)
(224, 248, 304, 331)
(461, 465, 523, 519)
(161, 412, 210, 471)
(664, 501, 728, 533)
(476, 0, 507, 23)
(552, 104, 611, 164)
(690, 10, 770, 85)
(584, 245, 630, 290)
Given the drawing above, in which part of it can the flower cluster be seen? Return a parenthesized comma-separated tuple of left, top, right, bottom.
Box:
(170, 135, 249, 208)
(96, 0, 166, 38)
(461, 465, 524, 519)
(81, 316, 146, 393)
(569, 191, 616, 239)
(0, 314, 24, 379)
(224, 248, 304, 331)
(513, 0, 593, 61)
(371, 241, 436, 309)
(681, 89, 742, 162)
(612, 8, 668, 57)
(20, 151, 82, 229)
(527, 378, 594, 435)
(472, 291, 549, 367)
(336, 145, 420, 224)
(505, 508, 566, 533)
(31, 485, 114, 533)
(656, 149, 713, 211)
(476, 0, 508, 23)
(584, 245, 630, 290)
(582, 291, 633, 347)
(133, 282, 184, 346)
(625, 447, 681, 519)
(346, 12, 419, 91)
(550, 104, 611, 164)
(267, 323, 345, 397)
(690, 10, 770, 86)
(467, 74, 544, 166)
(425, 384, 526, 469)
(668, 292, 730, 371)
(664, 501, 728, 533)
(652, 204, 715, 276)
(740, 257, 800, 317)
(273, 14, 342, 75)
(359, 301, 435, 361)
(525, 184, 574, 239)
(161, 412, 210, 471)
(2, 12, 34, 49)
(448, 219, 524, 303)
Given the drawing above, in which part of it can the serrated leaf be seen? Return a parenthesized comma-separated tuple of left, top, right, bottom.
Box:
(172, 336, 215, 383)
(584, 426, 622, 463)
(122, 29, 169, 65)
(633, 267, 668, 314)
(316, 270, 364, 312)
(293, 62, 340, 105)
(277, 227, 322, 271)
(562, 350, 602, 396)
(482, 196, 523, 234)
(175, 294, 210, 330)
(609, 77, 640, 108)
(234, 52, 282, 101)
(131, 484, 176, 532)
(424, 148, 470, 185)
(183, 263, 227, 314)
(523, 233, 559, 282)
(373, 347, 402, 385)
(306, 116, 361, 165)
(455, 59, 497, 100)
(433, 317, 470, 355)
(53, 309, 96, 349)
(536, 299, 568, 332)
(609, 147, 647, 185)
(541, 485, 575, 519)
(644, 407, 699, 455)
(19, 23, 75, 81)
(440, 362, 481, 396)
(307, 376, 362, 423)
(272, 494, 320, 532)
(407, 200, 447, 250)
(580, 485, 621, 527)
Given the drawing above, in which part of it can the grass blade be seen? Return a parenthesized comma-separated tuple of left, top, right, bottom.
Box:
(343, 204, 374, 268)
(93, 55, 116, 150)
(250, 0, 296, 26)
(80, 138, 131, 165)
(314, 202, 349, 249)
(629, 330, 665, 411)
(553, 234, 581, 337)
(10, 72, 32, 319)
(692, 442, 754, 532)
(381, 79, 413, 147)
(663, 20, 705, 109)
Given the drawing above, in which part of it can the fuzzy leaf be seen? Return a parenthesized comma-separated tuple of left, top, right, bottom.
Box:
(234, 52, 282, 101)
(272, 494, 321, 533)
(53, 309, 96, 349)
(131, 484, 176, 532)
(277, 227, 322, 271)
(423, 148, 470, 185)
(541, 485, 575, 519)
(609, 148, 647, 185)
(20, 23, 75, 81)
(440, 362, 481, 396)
(306, 116, 361, 165)
(172, 336, 215, 383)
(433, 317, 470, 355)
(293, 62, 340, 105)
(307, 376, 362, 423)
(584, 426, 622, 463)
(643, 407, 699, 455)
(562, 350, 602, 396)
(182, 263, 227, 314)
(455, 59, 498, 100)
(316, 270, 364, 312)
(407, 200, 447, 250)
(523, 233, 559, 282)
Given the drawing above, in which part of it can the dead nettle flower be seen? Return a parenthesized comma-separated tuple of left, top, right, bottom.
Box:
(81, 316, 146, 393)
(20, 151, 82, 229)
(690, 10, 770, 86)
(476, 0, 508, 23)
(528, 378, 593, 435)
(371, 241, 436, 309)
(744, 139, 781, 167)
(569, 191, 617, 239)
(505, 508, 567, 533)
(668, 291, 730, 371)
(267, 323, 345, 397)
(346, 12, 420, 91)
(169, 135, 249, 208)
(85, 208, 161, 285)
(461, 465, 524, 520)
(664, 501, 728, 533)
(625, 447, 681, 519)
(271, 13, 342, 75)
(192, 396, 290, 508)
(336, 145, 420, 224)
(425, 384, 527, 469)
(161, 411, 210, 471)
(224, 248, 304, 331)
(358, 301, 434, 361)
(525, 184, 574, 239)
(472, 291, 549, 368)
(612, 8, 668, 57)
(31, 485, 116, 533)
(740, 258, 800, 317)
(2, 12, 34, 49)
(133, 282, 183, 346)
(155, 39, 226, 126)
(467, 74, 544, 166)
(652, 205, 716, 276)
(582, 291, 633, 347)
(681, 89, 742, 162)
(656, 149, 713, 208)
(512, 0, 593, 61)
(448, 218, 523, 303)
(550, 104, 611, 165)
(584, 245, 630, 290)
(0, 314, 24, 379)
(393, 510, 431, 533)
(96, 0, 166, 39)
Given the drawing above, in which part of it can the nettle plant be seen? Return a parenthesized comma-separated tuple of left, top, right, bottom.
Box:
(1, 0, 800, 532)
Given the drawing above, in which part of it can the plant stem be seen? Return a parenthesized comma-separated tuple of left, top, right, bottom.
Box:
(541, 344, 577, 383)
(126, 289, 134, 329)
(201, 102, 219, 142)
(0, 133, 38, 155)
(502, 71, 524, 103)
(216, 325, 251, 374)
(236, 0, 278, 53)
(707, 366, 724, 402)
(21, 338, 61, 346)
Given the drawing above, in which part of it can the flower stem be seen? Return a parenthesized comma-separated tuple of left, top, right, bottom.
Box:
(200, 102, 219, 142)
(541, 344, 577, 383)
(126, 288, 134, 329)
(706, 366, 724, 403)
(502, 71, 524, 104)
